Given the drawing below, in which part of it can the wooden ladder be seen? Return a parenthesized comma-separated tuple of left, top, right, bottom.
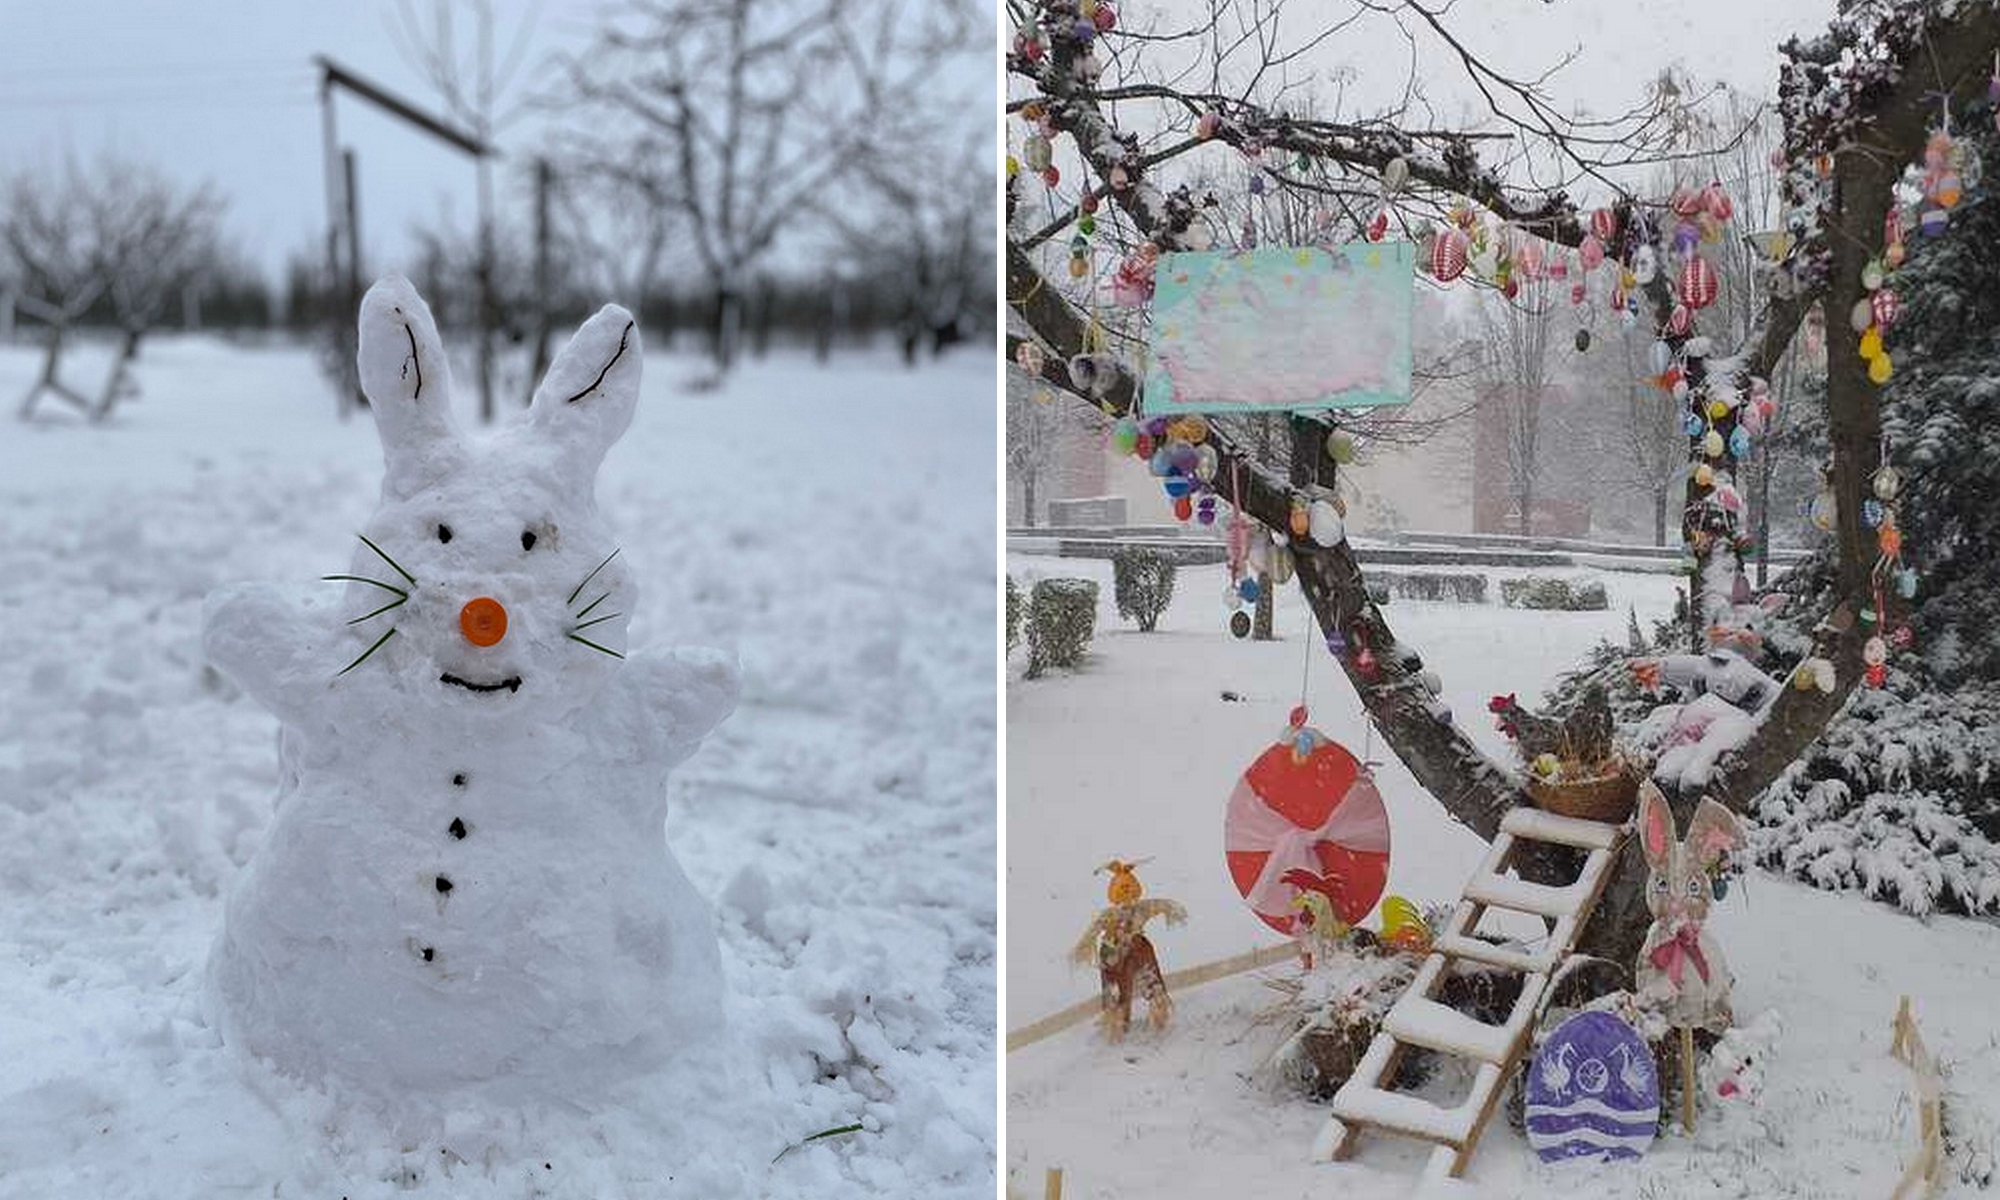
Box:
(1312, 806, 1629, 1180)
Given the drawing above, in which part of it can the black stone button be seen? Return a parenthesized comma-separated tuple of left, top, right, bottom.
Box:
(449, 818, 467, 840)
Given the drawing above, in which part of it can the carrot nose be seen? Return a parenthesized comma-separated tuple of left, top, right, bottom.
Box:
(460, 597, 508, 647)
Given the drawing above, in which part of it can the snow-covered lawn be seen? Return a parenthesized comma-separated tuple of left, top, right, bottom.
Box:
(1006, 554, 2000, 1198)
(0, 335, 995, 1199)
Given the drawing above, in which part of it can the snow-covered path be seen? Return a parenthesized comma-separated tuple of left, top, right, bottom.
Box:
(1006, 555, 2000, 1199)
(0, 336, 996, 1199)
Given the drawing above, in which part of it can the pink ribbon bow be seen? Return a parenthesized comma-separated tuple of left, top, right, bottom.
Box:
(1648, 924, 1711, 988)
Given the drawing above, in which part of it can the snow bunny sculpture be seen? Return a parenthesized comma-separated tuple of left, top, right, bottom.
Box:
(1634, 782, 1744, 1032)
(203, 276, 738, 1107)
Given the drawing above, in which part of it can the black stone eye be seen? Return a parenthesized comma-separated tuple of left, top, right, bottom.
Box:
(437, 524, 453, 543)
(521, 529, 537, 551)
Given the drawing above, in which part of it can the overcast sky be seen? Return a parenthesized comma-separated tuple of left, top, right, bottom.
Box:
(0, 0, 994, 284)
(1, 0, 1830, 283)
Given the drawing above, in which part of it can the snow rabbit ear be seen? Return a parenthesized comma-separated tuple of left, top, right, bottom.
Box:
(529, 304, 642, 481)
(356, 275, 467, 497)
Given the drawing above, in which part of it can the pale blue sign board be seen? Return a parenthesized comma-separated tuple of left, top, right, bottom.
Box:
(1143, 241, 1414, 415)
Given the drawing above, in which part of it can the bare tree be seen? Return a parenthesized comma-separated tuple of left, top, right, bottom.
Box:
(566, 0, 979, 374)
(1471, 278, 1564, 535)
(392, 0, 542, 422)
(824, 137, 991, 364)
(6, 154, 219, 423)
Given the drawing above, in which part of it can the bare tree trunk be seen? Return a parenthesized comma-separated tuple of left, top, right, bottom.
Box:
(1022, 474, 1037, 529)
(1653, 488, 1669, 548)
(92, 327, 144, 422)
(1253, 571, 1275, 640)
(1754, 451, 1774, 588)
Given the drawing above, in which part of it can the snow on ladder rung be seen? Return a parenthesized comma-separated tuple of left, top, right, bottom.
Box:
(1329, 1061, 1505, 1148)
(1500, 806, 1623, 851)
(1385, 964, 1546, 1064)
(1433, 932, 1557, 975)
(1463, 871, 1584, 919)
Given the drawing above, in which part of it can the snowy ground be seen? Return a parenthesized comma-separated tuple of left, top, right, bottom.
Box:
(1006, 554, 2000, 1199)
(0, 335, 995, 1199)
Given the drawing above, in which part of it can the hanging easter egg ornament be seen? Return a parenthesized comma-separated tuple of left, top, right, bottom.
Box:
(1526, 1011, 1660, 1163)
(1678, 255, 1718, 310)
(1381, 156, 1410, 193)
(1429, 229, 1469, 283)
(1223, 718, 1391, 935)
(1325, 430, 1357, 465)
(1308, 499, 1346, 548)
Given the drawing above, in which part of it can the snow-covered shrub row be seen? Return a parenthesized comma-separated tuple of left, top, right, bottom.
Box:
(1371, 570, 1488, 604)
(1499, 576, 1608, 611)
(1110, 547, 1176, 632)
(1024, 578, 1097, 677)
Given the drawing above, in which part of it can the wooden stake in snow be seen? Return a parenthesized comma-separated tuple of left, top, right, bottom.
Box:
(1044, 1166, 1064, 1200)
(1680, 1026, 1697, 1134)
(1889, 996, 1944, 1200)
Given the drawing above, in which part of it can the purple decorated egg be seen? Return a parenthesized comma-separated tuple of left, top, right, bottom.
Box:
(1525, 1011, 1659, 1163)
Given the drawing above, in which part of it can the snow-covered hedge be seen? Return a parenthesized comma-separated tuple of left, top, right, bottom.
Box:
(1753, 685, 2000, 916)
(1500, 576, 1608, 611)
(1025, 578, 1098, 678)
(1110, 547, 1176, 632)
(1372, 570, 1488, 604)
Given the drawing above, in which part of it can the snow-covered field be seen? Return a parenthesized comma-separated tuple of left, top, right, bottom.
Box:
(0, 335, 996, 1199)
(1006, 554, 2000, 1199)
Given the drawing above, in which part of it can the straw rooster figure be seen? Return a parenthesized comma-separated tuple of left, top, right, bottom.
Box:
(1070, 859, 1187, 1041)
(1487, 682, 1615, 763)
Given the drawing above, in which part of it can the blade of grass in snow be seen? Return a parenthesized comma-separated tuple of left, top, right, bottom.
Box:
(771, 1123, 865, 1164)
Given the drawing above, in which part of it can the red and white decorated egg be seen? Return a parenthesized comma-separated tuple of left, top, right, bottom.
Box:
(1678, 255, 1719, 309)
(1871, 289, 1901, 328)
(1704, 182, 1734, 222)
(1590, 208, 1618, 242)
(1580, 235, 1605, 272)
(1429, 230, 1469, 283)
(1224, 730, 1391, 935)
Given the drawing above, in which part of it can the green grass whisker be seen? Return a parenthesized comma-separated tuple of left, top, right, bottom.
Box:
(336, 627, 398, 677)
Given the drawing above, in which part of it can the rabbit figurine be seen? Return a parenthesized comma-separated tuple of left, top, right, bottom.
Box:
(202, 276, 739, 1108)
(1633, 782, 1745, 1031)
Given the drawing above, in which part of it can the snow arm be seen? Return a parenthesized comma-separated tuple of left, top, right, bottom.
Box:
(617, 645, 741, 767)
(202, 582, 346, 729)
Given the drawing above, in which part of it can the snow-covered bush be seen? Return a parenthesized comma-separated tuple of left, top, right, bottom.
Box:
(1372, 570, 1488, 604)
(1025, 578, 1097, 677)
(1501, 576, 1608, 611)
(1006, 575, 1021, 654)
(1110, 547, 1176, 632)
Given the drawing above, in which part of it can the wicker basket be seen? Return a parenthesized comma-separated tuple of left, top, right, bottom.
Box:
(1525, 759, 1640, 823)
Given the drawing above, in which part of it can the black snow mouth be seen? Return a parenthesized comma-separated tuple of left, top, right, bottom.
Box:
(440, 673, 523, 694)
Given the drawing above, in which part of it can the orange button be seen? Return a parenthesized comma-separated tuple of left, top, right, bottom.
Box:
(460, 597, 508, 647)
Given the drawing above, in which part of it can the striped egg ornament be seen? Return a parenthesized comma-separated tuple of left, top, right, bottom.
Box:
(1678, 255, 1719, 309)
